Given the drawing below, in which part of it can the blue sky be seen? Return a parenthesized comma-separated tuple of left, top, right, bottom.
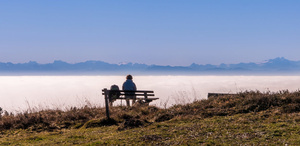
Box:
(0, 1, 299, 66)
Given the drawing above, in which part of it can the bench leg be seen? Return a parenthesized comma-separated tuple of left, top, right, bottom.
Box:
(126, 99, 130, 107)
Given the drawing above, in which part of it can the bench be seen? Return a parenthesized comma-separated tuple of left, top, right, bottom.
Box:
(102, 88, 159, 119)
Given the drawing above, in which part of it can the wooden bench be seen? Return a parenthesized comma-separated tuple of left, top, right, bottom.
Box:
(102, 88, 159, 118)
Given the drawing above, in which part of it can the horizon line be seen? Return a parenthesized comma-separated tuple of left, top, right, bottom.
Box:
(0, 57, 295, 67)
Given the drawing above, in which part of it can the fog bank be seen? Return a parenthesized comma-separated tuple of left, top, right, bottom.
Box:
(0, 76, 299, 112)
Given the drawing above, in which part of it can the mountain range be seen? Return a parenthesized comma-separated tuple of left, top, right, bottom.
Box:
(0, 57, 300, 75)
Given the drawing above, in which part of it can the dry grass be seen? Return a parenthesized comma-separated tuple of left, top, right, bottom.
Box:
(0, 106, 106, 131)
(172, 90, 300, 117)
(0, 90, 299, 134)
(0, 90, 300, 145)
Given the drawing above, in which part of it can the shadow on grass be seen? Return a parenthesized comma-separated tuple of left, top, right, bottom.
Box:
(84, 118, 118, 128)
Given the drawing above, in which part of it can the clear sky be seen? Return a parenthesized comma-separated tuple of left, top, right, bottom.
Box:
(0, 1, 299, 66)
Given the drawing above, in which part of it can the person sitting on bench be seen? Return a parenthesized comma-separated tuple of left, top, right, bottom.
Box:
(122, 74, 137, 106)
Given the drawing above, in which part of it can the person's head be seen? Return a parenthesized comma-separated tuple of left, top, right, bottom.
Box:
(126, 74, 133, 80)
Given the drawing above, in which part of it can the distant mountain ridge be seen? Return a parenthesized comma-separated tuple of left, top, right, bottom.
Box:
(0, 57, 300, 75)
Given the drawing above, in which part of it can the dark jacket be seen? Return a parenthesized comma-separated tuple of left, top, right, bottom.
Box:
(122, 79, 136, 91)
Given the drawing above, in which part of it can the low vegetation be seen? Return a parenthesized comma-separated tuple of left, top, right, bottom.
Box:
(0, 90, 300, 145)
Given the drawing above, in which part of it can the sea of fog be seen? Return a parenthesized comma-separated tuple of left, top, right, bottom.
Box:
(1, 76, 300, 113)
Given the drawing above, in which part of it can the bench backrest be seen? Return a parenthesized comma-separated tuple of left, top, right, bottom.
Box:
(102, 89, 155, 98)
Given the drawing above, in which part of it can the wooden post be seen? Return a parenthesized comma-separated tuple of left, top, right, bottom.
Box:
(103, 88, 110, 119)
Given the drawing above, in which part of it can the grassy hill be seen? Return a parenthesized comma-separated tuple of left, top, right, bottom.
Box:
(0, 90, 300, 145)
